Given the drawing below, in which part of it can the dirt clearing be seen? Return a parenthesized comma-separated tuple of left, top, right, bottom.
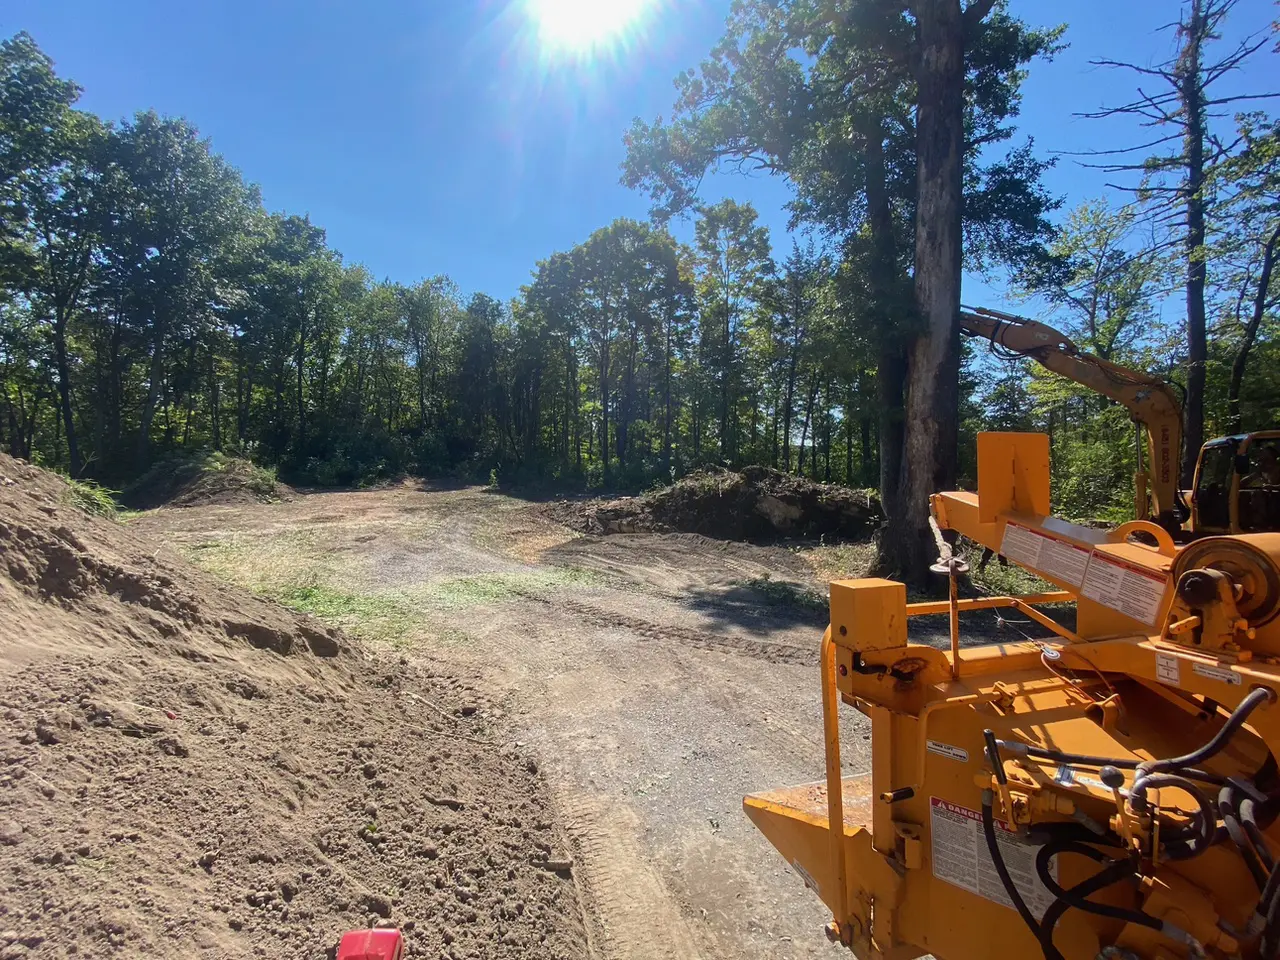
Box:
(0, 457, 585, 959)
(127, 478, 1047, 960)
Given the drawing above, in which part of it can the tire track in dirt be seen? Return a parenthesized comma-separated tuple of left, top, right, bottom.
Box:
(553, 789, 704, 960)
(533, 596, 818, 667)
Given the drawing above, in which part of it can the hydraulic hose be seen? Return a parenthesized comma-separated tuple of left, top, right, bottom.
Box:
(1246, 856, 1280, 944)
(1035, 841, 1156, 927)
(1260, 869, 1280, 957)
(981, 729, 1063, 960)
(1241, 797, 1277, 872)
(1131, 687, 1276, 808)
(1038, 854, 1146, 956)
(999, 742, 1230, 787)
(1223, 785, 1270, 891)
(982, 789, 1064, 960)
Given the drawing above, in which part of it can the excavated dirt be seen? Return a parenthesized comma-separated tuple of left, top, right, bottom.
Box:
(0, 455, 587, 959)
(120, 454, 295, 509)
(541, 466, 880, 542)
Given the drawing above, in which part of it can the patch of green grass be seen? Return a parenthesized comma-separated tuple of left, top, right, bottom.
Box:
(272, 581, 421, 645)
(278, 583, 407, 620)
(964, 548, 1057, 597)
(743, 574, 827, 614)
(62, 477, 121, 520)
(800, 540, 878, 584)
(420, 568, 600, 610)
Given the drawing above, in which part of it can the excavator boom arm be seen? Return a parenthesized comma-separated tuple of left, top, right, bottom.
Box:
(959, 306, 1183, 524)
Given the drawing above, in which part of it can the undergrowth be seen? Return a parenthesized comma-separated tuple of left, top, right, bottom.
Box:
(123, 449, 282, 507)
(62, 476, 121, 520)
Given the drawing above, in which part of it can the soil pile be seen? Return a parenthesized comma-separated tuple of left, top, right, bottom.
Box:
(121, 451, 294, 509)
(0, 454, 587, 959)
(543, 465, 880, 542)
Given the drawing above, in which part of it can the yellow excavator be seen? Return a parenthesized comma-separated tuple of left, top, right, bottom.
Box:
(743, 308, 1280, 959)
(958, 305, 1280, 538)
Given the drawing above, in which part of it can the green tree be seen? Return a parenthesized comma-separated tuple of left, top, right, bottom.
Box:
(692, 199, 772, 465)
(624, 0, 1062, 579)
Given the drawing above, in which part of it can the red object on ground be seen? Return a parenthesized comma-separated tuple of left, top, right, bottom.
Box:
(335, 929, 405, 960)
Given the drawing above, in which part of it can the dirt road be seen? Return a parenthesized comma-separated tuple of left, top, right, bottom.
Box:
(136, 483, 897, 960)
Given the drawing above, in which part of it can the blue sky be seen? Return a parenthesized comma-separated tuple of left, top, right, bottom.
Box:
(4, 0, 1276, 312)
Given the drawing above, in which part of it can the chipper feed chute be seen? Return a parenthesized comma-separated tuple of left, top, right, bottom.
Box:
(747, 432, 1280, 960)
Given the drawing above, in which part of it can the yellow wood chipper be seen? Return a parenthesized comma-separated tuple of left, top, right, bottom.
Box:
(746, 431, 1280, 960)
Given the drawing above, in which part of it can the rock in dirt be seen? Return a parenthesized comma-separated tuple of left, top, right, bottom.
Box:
(543, 465, 880, 542)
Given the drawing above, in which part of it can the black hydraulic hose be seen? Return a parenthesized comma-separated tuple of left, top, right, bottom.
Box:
(981, 729, 1063, 960)
(999, 742, 1141, 769)
(1029, 820, 1124, 847)
(1038, 853, 1147, 955)
(999, 743, 1228, 786)
(1162, 824, 1228, 862)
(1139, 774, 1216, 848)
(1260, 867, 1280, 957)
(1223, 785, 1270, 891)
(1004, 688, 1275, 793)
(982, 791, 1063, 960)
(1035, 842, 1159, 928)
(1247, 858, 1280, 947)
(1132, 687, 1276, 807)
(1241, 797, 1277, 873)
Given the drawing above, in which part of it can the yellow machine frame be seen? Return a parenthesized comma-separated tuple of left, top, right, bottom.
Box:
(746, 432, 1280, 960)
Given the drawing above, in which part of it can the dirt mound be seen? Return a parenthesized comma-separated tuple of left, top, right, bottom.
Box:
(543, 466, 880, 542)
(121, 450, 294, 509)
(0, 454, 587, 959)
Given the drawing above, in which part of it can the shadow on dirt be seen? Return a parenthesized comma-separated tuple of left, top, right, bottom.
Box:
(682, 581, 829, 635)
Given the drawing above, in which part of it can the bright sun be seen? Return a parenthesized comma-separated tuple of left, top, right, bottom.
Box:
(527, 0, 652, 56)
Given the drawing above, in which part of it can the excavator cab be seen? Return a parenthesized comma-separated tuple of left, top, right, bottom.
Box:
(1191, 430, 1280, 535)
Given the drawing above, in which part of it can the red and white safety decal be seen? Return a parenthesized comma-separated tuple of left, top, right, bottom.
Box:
(1000, 522, 1091, 587)
(1081, 552, 1167, 626)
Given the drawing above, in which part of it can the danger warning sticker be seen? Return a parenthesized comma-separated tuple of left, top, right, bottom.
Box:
(930, 797, 1058, 918)
(999, 522, 1091, 587)
(1081, 552, 1168, 626)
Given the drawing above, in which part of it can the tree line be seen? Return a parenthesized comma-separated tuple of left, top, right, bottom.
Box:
(2, 0, 1279, 581)
(0, 31, 900, 493)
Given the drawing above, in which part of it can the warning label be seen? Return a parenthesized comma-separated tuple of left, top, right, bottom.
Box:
(930, 797, 1057, 918)
(1081, 552, 1168, 626)
(999, 522, 1091, 587)
(1156, 652, 1181, 685)
(1193, 662, 1243, 686)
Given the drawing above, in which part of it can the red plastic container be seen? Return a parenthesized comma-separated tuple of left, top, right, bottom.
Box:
(335, 929, 405, 960)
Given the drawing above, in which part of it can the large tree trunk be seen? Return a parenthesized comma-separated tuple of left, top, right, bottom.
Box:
(883, 0, 970, 583)
(863, 118, 909, 523)
(1179, 0, 1209, 485)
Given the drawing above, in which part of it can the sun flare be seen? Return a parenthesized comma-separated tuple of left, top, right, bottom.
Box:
(527, 0, 652, 56)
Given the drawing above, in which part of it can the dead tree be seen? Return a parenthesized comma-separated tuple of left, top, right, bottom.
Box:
(1074, 0, 1278, 483)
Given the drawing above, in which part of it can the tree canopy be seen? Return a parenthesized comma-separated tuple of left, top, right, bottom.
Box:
(1, 14, 1278, 581)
